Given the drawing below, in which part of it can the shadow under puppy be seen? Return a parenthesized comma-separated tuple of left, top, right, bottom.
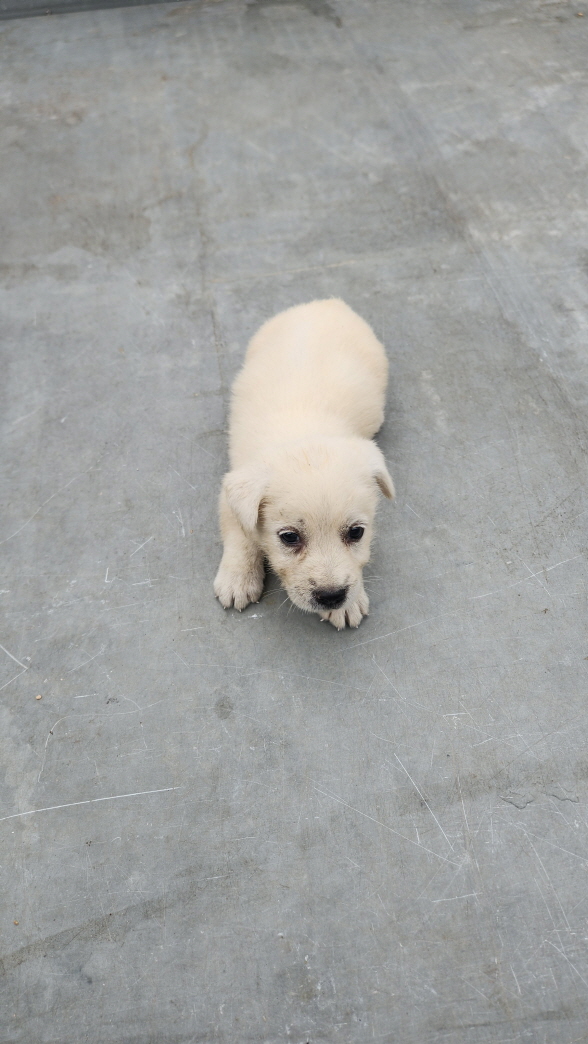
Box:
(214, 299, 394, 629)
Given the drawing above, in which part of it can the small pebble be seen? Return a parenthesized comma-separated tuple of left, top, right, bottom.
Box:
(36, 694, 42, 700)
(13, 920, 19, 925)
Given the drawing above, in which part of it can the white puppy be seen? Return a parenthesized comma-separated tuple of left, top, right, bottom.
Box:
(214, 299, 394, 629)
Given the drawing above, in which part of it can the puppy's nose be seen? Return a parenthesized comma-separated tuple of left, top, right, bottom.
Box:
(314, 586, 348, 610)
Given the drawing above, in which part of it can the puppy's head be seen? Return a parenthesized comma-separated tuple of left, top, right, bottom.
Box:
(223, 437, 393, 615)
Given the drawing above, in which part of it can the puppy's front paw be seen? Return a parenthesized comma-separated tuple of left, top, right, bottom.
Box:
(320, 588, 369, 630)
(214, 558, 264, 611)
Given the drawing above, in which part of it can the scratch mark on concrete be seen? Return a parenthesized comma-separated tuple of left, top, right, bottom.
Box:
(510, 825, 587, 864)
(432, 892, 480, 903)
(67, 645, 105, 673)
(0, 643, 29, 670)
(0, 468, 95, 546)
(393, 753, 455, 851)
(546, 939, 588, 992)
(312, 784, 461, 866)
(470, 555, 582, 601)
(130, 535, 154, 556)
(350, 610, 461, 648)
(169, 467, 198, 491)
(209, 258, 360, 286)
(0, 787, 182, 824)
(10, 404, 43, 427)
(0, 643, 29, 691)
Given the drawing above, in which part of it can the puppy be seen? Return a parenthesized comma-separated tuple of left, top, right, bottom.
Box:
(214, 299, 394, 629)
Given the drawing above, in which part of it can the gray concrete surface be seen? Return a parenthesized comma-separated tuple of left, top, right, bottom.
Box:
(1, 0, 588, 1040)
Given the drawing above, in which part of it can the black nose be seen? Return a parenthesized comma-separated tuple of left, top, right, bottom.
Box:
(314, 586, 348, 610)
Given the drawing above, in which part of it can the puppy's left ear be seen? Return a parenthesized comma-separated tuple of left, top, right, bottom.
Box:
(366, 442, 395, 499)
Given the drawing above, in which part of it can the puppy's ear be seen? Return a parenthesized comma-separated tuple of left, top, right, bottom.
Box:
(223, 464, 268, 530)
(366, 442, 395, 500)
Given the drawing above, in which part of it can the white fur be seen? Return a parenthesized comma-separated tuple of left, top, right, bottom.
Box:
(214, 299, 394, 629)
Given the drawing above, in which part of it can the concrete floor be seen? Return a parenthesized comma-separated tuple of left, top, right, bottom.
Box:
(1, 0, 588, 1040)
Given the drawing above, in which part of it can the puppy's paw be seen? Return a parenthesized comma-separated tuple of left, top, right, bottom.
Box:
(214, 559, 264, 611)
(320, 588, 369, 630)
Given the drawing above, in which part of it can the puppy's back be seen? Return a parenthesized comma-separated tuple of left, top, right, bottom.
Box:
(230, 300, 388, 461)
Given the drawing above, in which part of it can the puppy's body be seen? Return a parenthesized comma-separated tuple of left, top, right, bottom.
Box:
(229, 300, 387, 464)
(214, 299, 393, 629)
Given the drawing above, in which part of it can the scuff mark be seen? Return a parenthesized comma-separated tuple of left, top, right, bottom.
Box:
(247, 0, 342, 28)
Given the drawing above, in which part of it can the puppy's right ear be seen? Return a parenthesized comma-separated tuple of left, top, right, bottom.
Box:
(364, 442, 395, 500)
(222, 464, 268, 531)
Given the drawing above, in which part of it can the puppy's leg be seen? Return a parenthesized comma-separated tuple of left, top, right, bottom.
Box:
(214, 486, 265, 611)
(320, 581, 369, 630)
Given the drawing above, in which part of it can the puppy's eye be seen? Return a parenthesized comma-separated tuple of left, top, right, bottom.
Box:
(347, 526, 365, 542)
(279, 530, 301, 547)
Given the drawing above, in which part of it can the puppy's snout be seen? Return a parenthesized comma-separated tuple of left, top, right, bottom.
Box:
(314, 586, 349, 610)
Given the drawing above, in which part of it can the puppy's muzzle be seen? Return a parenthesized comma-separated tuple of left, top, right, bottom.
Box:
(313, 586, 349, 611)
